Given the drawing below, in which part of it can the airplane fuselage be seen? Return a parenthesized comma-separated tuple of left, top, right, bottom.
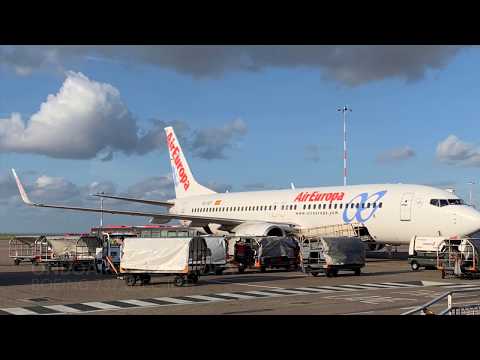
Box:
(170, 183, 480, 245)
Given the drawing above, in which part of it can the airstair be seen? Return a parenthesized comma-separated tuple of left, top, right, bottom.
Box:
(293, 223, 369, 240)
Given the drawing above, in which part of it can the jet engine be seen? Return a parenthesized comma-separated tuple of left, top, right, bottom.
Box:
(231, 222, 287, 237)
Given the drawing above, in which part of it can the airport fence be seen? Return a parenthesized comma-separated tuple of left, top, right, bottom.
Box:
(402, 287, 480, 315)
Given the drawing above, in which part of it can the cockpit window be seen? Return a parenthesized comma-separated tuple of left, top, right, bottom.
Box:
(430, 198, 465, 207)
(439, 199, 448, 207)
(448, 199, 465, 205)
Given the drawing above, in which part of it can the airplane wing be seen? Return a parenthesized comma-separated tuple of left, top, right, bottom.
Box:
(91, 193, 175, 207)
(12, 169, 287, 227)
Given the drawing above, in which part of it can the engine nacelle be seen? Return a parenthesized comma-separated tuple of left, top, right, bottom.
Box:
(231, 222, 286, 237)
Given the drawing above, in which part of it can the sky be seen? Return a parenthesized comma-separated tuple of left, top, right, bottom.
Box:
(1, 45, 480, 233)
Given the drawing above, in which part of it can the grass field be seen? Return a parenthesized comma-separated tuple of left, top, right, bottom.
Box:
(0, 234, 13, 240)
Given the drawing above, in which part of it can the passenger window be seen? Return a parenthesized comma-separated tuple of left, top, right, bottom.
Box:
(361, 203, 365, 208)
(339, 204, 343, 209)
(372, 203, 376, 208)
(329, 204, 332, 209)
(440, 199, 448, 207)
(269, 206, 272, 210)
(323, 204, 327, 209)
(430, 199, 440, 207)
(355, 203, 359, 209)
(313, 204, 316, 210)
(308, 204, 311, 210)
(379, 203, 383, 208)
(334, 204, 337, 209)
(274, 205, 277, 210)
(294, 205, 297, 210)
(290, 205, 293, 210)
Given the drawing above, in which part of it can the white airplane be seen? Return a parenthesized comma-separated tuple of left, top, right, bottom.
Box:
(11, 126, 480, 248)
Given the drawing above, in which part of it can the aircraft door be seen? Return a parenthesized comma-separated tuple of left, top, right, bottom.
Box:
(400, 193, 414, 221)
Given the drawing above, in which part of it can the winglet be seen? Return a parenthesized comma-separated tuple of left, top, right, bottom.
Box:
(11, 169, 34, 205)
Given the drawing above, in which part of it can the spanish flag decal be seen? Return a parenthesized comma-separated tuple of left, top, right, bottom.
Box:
(214, 200, 222, 206)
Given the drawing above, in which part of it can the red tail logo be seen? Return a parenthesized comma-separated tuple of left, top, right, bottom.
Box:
(167, 132, 190, 191)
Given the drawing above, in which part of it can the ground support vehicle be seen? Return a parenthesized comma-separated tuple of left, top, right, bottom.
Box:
(437, 238, 480, 279)
(257, 237, 300, 272)
(300, 236, 365, 277)
(408, 236, 448, 271)
(120, 236, 208, 287)
(8, 236, 40, 265)
(203, 237, 228, 275)
(34, 235, 102, 271)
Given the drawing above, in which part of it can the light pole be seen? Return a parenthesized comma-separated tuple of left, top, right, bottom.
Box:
(467, 181, 476, 206)
(337, 106, 352, 186)
(100, 191, 104, 230)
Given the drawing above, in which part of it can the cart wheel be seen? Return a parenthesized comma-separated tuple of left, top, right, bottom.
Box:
(14, 259, 20, 266)
(215, 268, 224, 276)
(125, 275, 137, 286)
(191, 275, 199, 284)
(441, 269, 445, 279)
(260, 266, 266, 273)
(325, 269, 333, 277)
(238, 265, 245, 274)
(354, 268, 361, 276)
(410, 261, 420, 271)
(141, 275, 151, 285)
(311, 272, 319, 277)
(174, 275, 186, 287)
(332, 269, 339, 277)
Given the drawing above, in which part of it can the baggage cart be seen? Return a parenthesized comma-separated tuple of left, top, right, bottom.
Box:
(203, 236, 228, 275)
(8, 236, 39, 265)
(437, 238, 480, 279)
(300, 236, 365, 277)
(35, 235, 102, 271)
(257, 236, 300, 272)
(120, 236, 209, 287)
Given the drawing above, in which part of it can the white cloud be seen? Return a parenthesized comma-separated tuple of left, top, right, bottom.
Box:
(437, 135, 480, 166)
(377, 146, 416, 163)
(0, 71, 247, 161)
(0, 71, 138, 159)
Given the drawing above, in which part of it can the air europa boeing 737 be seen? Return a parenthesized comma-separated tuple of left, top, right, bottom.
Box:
(12, 126, 480, 248)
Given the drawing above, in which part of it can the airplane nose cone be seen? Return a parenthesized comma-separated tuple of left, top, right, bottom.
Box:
(458, 207, 480, 237)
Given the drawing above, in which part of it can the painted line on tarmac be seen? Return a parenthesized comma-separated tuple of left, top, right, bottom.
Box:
(0, 280, 457, 315)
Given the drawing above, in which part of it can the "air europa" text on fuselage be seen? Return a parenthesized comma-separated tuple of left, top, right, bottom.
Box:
(294, 191, 345, 203)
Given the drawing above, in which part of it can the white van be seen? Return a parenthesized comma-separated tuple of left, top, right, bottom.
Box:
(408, 236, 447, 271)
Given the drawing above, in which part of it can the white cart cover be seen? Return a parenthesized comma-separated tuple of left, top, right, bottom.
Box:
(121, 237, 195, 272)
(321, 236, 365, 266)
(46, 236, 101, 258)
(204, 237, 227, 265)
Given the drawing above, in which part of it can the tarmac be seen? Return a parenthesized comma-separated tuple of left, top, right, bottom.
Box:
(1, 241, 480, 315)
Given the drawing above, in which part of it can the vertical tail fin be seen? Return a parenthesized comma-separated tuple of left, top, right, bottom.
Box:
(164, 126, 216, 199)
